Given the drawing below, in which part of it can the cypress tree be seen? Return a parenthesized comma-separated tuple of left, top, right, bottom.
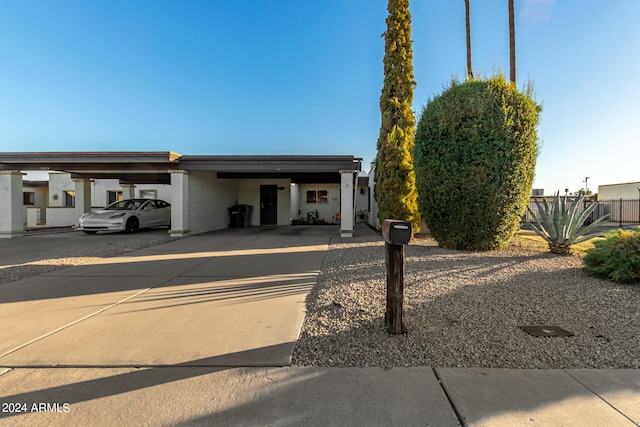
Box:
(375, 0, 420, 232)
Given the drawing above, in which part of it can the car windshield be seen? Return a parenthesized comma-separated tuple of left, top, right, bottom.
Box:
(106, 200, 143, 210)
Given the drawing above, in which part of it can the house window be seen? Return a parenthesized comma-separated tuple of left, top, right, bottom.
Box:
(139, 189, 157, 199)
(306, 190, 329, 204)
(23, 192, 35, 205)
(306, 191, 317, 204)
(64, 191, 75, 207)
(108, 191, 123, 204)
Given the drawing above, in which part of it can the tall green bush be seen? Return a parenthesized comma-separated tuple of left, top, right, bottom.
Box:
(374, 0, 420, 232)
(584, 228, 640, 284)
(414, 76, 540, 250)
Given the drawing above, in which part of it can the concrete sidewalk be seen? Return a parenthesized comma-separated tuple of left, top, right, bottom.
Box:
(0, 367, 638, 426)
(1, 226, 639, 426)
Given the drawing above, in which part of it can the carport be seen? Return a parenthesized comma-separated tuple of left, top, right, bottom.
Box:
(0, 152, 361, 238)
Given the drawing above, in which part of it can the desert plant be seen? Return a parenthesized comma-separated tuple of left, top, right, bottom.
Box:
(527, 192, 609, 255)
(414, 76, 539, 250)
(583, 228, 640, 284)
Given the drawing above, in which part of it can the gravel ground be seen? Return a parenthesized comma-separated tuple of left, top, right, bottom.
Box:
(0, 235, 174, 285)
(292, 234, 640, 369)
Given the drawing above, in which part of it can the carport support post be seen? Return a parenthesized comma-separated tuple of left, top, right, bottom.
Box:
(385, 242, 406, 334)
(340, 170, 356, 237)
(73, 178, 92, 228)
(121, 183, 135, 199)
(0, 170, 25, 238)
(169, 170, 190, 237)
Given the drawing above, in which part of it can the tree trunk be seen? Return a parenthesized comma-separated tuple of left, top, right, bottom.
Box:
(508, 0, 516, 84)
(549, 242, 573, 255)
(385, 242, 407, 334)
(465, 0, 473, 80)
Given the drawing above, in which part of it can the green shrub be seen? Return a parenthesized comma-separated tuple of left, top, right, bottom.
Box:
(374, 0, 420, 233)
(414, 76, 540, 250)
(583, 228, 640, 284)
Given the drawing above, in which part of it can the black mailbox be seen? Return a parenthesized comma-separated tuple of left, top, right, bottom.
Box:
(382, 219, 412, 245)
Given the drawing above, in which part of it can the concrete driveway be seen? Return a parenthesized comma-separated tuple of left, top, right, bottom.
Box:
(0, 226, 333, 367)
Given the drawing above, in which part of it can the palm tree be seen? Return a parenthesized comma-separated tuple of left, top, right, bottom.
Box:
(508, 0, 516, 83)
(465, 0, 473, 80)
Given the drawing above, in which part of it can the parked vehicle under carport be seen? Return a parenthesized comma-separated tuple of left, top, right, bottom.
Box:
(78, 199, 171, 234)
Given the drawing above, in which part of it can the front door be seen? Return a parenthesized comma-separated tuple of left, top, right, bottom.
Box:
(260, 185, 278, 225)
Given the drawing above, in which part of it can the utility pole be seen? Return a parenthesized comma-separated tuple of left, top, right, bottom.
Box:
(584, 177, 590, 194)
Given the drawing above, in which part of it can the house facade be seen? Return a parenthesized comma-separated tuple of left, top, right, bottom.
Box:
(0, 152, 363, 238)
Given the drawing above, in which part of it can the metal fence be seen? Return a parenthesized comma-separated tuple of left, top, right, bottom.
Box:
(525, 198, 640, 227)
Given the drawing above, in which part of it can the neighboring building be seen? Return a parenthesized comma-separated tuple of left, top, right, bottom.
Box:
(22, 180, 48, 227)
(0, 152, 362, 238)
(597, 181, 640, 200)
(596, 181, 640, 225)
(367, 165, 381, 230)
(46, 173, 172, 207)
(355, 172, 369, 223)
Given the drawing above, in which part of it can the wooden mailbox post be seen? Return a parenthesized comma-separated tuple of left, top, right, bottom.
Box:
(382, 219, 412, 335)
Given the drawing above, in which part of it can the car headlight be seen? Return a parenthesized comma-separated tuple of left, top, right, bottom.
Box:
(109, 212, 127, 219)
(80, 213, 89, 219)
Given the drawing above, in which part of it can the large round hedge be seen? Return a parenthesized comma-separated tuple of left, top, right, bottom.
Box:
(414, 77, 540, 250)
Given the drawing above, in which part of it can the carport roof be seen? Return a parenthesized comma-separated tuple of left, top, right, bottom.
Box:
(0, 152, 361, 184)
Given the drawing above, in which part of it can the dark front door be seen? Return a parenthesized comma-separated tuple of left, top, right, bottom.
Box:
(260, 185, 278, 225)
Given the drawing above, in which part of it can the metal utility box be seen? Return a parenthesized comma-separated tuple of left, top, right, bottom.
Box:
(382, 219, 412, 245)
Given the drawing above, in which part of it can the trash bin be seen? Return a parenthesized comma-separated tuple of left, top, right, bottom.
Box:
(240, 205, 253, 227)
(228, 204, 253, 228)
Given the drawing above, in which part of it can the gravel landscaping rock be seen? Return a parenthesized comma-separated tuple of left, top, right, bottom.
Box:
(292, 234, 640, 369)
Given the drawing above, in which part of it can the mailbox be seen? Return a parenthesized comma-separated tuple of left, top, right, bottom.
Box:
(382, 219, 412, 245)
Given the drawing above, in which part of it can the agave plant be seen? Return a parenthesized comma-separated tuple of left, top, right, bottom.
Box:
(527, 191, 609, 255)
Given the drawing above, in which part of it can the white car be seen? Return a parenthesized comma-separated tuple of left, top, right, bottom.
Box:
(78, 199, 171, 234)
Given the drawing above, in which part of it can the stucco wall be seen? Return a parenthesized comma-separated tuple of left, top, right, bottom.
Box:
(297, 183, 340, 224)
(188, 171, 238, 234)
(22, 186, 48, 224)
(237, 179, 291, 226)
(48, 173, 74, 207)
(367, 168, 380, 229)
(45, 207, 77, 227)
(90, 179, 172, 207)
(355, 181, 369, 222)
(598, 182, 640, 200)
(290, 183, 300, 221)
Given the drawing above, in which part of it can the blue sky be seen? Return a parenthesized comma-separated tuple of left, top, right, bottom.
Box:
(1, 0, 638, 195)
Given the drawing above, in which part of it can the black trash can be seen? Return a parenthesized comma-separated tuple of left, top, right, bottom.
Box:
(228, 206, 243, 228)
(240, 205, 253, 227)
(228, 204, 253, 228)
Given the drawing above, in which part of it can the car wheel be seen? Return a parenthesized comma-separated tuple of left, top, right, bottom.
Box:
(125, 217, 140, 234)
(83, 230, 97, 235)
